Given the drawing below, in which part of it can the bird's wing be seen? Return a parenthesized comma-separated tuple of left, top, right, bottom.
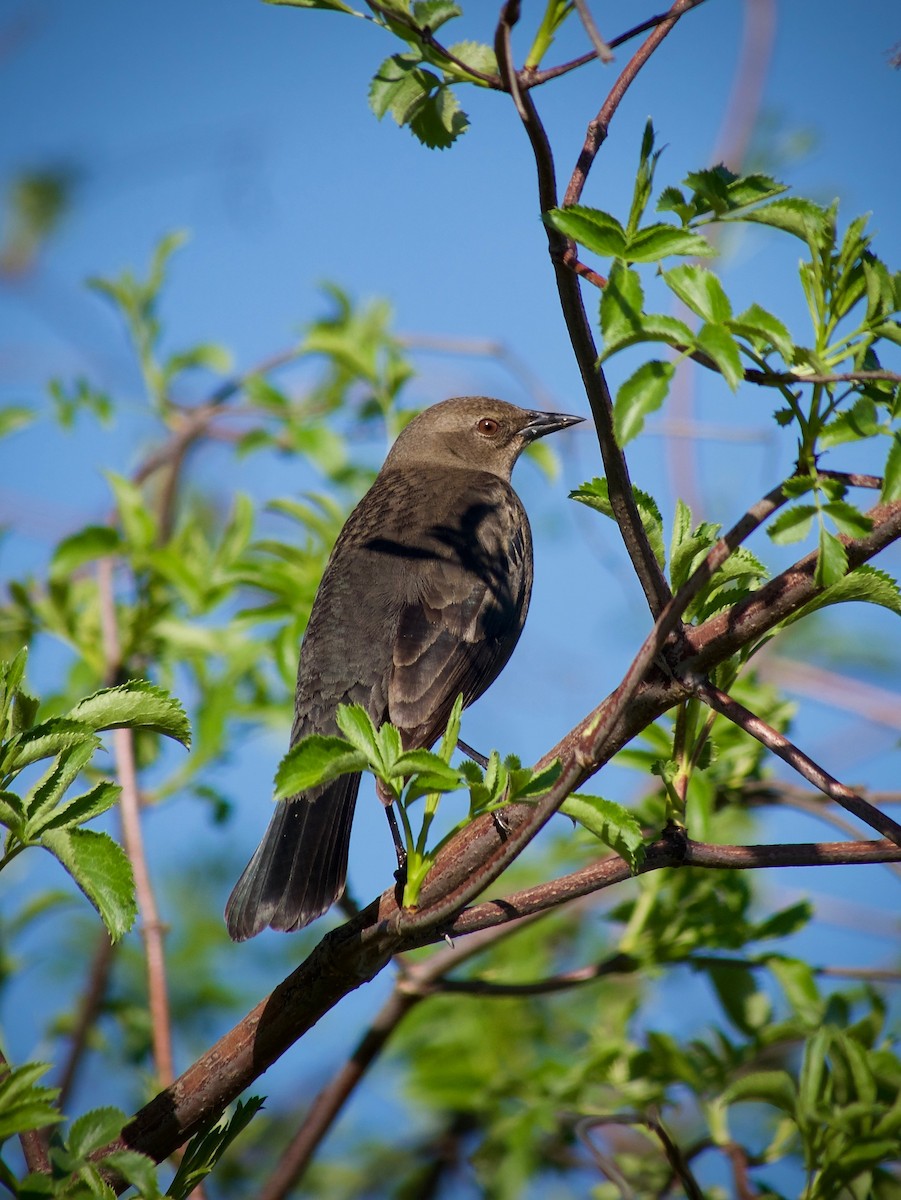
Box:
(387, 506, 530, 748)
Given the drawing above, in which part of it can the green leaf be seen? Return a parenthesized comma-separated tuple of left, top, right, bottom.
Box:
(64, 681, 191, 747)
(445, 41, 498, 81)
(695, 323, 744, 390)
(766, 956, 825, 1026)
(768, 504, 817, 545)
(882, 431, 901, 502)
(392, 750, 463, 788)
(68, 1107, 127, 1158)
(614, 360, 675, 445)
(412, 2, 462, 34)
(409, 85, 469, 149)
(727, 303, 794, 360)
(335, 704, 383, 763)
(0, 1062, 62, 1145)
(167, 1098, 265, 1200)
(720, 1068, 797, 1115)
(24, 738, 97, 818)
(1, 719, 99, 777)
(706, 962, 771, 1035)
(544, 206, 627, 259)
(105, 472, 157, 550)
(730, 196, 830, 246)
(100, 1150, 164, 1199)
(625, 224, 715, 263)
(0, 790, 26, 833)
(0, 405, 34, 439)
(816, 527, 849, 588)
(599, 262, 643, 348)
(50, 525, 122, 581)
(274, 736, 367, 798)
(559, 794, 645, 871)
(29, 781, 121, 837)
(818, 396, 880, 449)
(822, 501, 873, 538)
(569, 478, 665, 569)
(664, 264, 732, 323)
(40, 827, 136, 941)
(783, 565, 901, 625)
(264, 0, 361, 12)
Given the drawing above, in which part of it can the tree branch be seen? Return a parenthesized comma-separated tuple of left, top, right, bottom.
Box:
(97, 558, 174, 1088)
(495, 1, 672, 618)
(691, 678, 901, 845)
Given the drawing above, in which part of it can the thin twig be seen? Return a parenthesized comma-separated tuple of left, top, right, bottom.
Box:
(692, 678, 901, 846)
(0, 1048, 51, 1173)
(573, 0, 614, 64)
(57, 931, 116, 1106)
(258, 916, 537, 1198)
(97, 558, 175, 1088)
(565, 0, 706, 208)
(495, 0, 672, 618)
(760, 656, 901, 731)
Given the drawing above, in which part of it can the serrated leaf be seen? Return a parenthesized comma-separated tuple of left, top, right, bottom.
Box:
(625, 224, 715, 263)
(68, 1107, 127, 1158)
(28, 781, 121, 838)
(40, 828, 136, 941)
(696, 323, 743, 390)
(730, 196, 830, 246)
(99, 1149, 164, 1198)
(569, 478, 665, 569)
(614, 360, 675, 445)
(274, 736, 367, 798)
(783, 565, 901, 625)
(823, 501, 873, 538)
(409, 85, 469, 149)
(67, 681, 191, 747)
(599, 262, 643, 348)
(412, 0, 461, 29)
(510, 758, 561, 800)
(0, 1062, 62, 1145)
(768, 504, 817, 545)
(167, 1097, 265, 1200)
(818, 396, 880, 449)
(2, 719, 99, 777)
(728, 303, 794, 360)
(544, 206, 627, 259)
(445, 40, 497, 80)
(664, 264, 732, 323)
(559, 794, 645, 870)
(369, 53, 439, 124)
(391, 750, 463, 789)
(816, 527, 849, 588)
(335, 704, 382, 762)
(882, 431, 901, 502)
(0, 790, 25, 832)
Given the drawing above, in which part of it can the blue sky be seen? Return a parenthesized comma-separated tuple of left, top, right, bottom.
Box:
(2, 0, 901, 1176)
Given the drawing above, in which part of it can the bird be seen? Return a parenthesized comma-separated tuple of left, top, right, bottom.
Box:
(225, 395, 582, 940)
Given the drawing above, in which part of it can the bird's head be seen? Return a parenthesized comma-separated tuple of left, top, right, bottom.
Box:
(384, 395, 583, 479)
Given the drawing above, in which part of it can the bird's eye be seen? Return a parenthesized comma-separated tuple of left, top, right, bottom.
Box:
(477, 417, 500, 437)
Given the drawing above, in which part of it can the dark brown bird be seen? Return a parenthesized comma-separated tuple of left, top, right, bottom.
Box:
(225, 396, 582, 940)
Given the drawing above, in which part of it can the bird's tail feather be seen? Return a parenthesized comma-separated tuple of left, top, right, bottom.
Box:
(225, 774, 360, 941)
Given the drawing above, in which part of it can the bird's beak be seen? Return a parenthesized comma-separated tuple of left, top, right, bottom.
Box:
(522, 410, 585, 442)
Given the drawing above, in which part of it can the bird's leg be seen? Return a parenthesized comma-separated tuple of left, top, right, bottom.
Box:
(457, 738, 489, 769)
(376, 778, 407, 880)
